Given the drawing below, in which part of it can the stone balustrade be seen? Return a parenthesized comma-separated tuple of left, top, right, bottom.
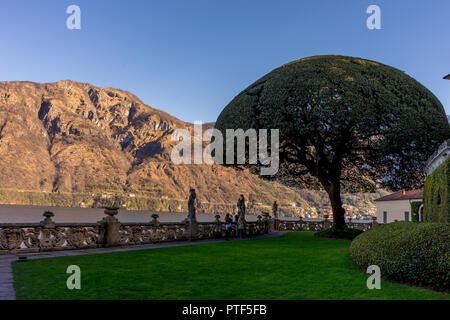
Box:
(0, 209, 270, 254)
(0, 209, 374, 255)
(0, 223, 101, 254)
(276, 217, 373, 232)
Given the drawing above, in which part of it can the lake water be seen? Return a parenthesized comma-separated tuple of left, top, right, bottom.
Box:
(0, 205, 368, 224)
(0, 204, 267, 223)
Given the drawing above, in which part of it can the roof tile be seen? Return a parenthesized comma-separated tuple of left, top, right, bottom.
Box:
(374, 189, 423, 201)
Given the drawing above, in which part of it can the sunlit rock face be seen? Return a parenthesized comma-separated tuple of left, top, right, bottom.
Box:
(0, 80, 312, 213)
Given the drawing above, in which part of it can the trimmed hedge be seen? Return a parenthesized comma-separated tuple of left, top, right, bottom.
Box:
(350, 222, 450, 291)
(423, 158, 450, 223)
(314, 227, 363, 240)
(410, 201, 423, 222)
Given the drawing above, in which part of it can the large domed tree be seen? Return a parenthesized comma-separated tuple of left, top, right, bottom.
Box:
(215, 55, 450, 229)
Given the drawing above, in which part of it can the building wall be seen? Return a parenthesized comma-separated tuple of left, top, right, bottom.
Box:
(375, 199, 422, 223)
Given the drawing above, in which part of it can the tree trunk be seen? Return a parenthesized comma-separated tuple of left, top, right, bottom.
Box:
(324, 178, 347, 230)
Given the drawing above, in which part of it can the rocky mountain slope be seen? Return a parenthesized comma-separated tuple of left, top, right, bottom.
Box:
(0, 80, 383, 216)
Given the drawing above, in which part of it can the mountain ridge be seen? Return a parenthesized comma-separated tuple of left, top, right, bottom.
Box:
(0, 80, 384, 217)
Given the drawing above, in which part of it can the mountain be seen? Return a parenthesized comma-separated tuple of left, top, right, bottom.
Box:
(0, 80, 382, 217)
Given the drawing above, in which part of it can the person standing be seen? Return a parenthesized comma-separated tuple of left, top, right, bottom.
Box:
(234, 211, 240, 238)
(225, 213, 233, 240)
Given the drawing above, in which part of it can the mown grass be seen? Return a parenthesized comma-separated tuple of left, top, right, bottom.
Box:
(12, 232, 449, 300)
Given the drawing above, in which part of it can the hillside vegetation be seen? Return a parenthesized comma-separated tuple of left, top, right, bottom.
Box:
(0, 80, 383, 216)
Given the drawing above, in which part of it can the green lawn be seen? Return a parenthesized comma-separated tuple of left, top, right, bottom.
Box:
(12, 232, 449, 300)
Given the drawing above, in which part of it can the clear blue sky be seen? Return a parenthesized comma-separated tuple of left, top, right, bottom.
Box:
(1, 0, 449, 122)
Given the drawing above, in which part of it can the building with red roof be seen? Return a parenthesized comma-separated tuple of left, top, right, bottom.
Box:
(374, 189, 423, 223)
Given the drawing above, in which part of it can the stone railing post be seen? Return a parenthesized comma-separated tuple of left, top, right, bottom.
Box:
(262, 211, 270, 234)
(371, 216, 379, 229)
(98, 207, 121, 247)
(151, 213, 160, 227)
(214, 214, 222, 236)
(273, 218, 279, 231)
(323, 214, 331, 229)
(298, 216, 304, 231)
(185, 218, 198, 241)
(150, 213, 160, 243)
(256, 215, 262, 233)
(348, 217, 353, 228)
(40, 211, 56, 229)
(40, 211, 56, 249)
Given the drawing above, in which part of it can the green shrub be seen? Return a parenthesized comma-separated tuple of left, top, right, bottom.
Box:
(410, 201, 423, 222)
(350, 222, 450, 290)
(423, 158, 450, 223)
(315, 227, 363, 240)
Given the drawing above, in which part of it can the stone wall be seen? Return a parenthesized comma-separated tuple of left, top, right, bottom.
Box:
(276, 217, 374, 232)
(0, 211, 270, 254)
(0, 210, 374, 255)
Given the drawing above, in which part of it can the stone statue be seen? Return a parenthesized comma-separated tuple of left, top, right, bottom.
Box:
(186, 188, 197, 222)
(272, 201, 278, 219)
(237, 194, 245, 217)
(237, 195, 246, 236)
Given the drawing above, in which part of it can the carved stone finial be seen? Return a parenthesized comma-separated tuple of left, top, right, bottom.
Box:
(151, 213, 160, 227)
(104, 206, 119, 217)
(43, 211, 54, 219)
(40, 211, 55, 228)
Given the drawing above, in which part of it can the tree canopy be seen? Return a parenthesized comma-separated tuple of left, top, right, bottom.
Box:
(215, 55, 450, 229)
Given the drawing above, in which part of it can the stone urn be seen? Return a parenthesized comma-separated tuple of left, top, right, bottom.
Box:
(41, 211, 55, 228)
(43, 211, 54, 219)
(151, 213, 160, 227)
(104, 206, 119, 216)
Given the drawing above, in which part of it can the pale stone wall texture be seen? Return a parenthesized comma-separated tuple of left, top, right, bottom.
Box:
(375, 199, 422, 223)
(0, 213, 373, 255)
